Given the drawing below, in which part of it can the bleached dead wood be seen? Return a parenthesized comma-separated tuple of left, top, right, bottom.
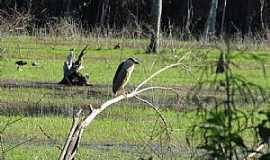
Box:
(244, 143, 265, 160)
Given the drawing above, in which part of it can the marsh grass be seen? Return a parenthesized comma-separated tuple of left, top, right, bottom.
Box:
(1, 35, 270, 87)
(0, 32, 270, 159)
(0, 107, 198, 159)
(0, 106, 268, 159)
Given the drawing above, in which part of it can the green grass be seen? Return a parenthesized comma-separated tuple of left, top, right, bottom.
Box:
(0, 107, 197, 144)
(1, 35, 270, 86)
(7, 145, 187, 160)
(1, 35, 270, 159)
(0, 107, 198, 159)
(0, 106, 269, 159)
(7, 145, 138, 160)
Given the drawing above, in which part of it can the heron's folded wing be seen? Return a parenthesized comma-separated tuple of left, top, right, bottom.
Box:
(113, 62, 127, 94)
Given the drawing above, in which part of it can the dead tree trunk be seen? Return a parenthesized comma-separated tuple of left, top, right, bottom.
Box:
(204, 0, 219, 41)
(260, 0, 265, 31)
(146, 0, 162, 53)
(59, 46, 91, 86)
(64, 0, 72, 16)
(183, 0, 193, 40)
(259, 0, 269, 39)
(100, 0, 110, 27)
(220, 0, 227, 36)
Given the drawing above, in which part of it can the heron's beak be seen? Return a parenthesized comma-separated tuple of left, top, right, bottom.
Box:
(135, 61, 139, 64)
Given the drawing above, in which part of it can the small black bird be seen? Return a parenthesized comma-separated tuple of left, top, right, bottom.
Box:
(15, 60, 27, 70)
(216, 52, 225, 74)
(31, 61, 40, 67)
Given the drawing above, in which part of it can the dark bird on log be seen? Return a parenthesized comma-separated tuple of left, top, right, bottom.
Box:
(15, 60, 27, 70)
(216, 52, 225, 74)
(112, 57, 139, 95)
(113, 43, 121, 49)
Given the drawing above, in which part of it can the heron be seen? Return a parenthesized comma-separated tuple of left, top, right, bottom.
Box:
(112, 57, 139, 95)
(15, 60, 27, 70)
(32, 61, 40, 67)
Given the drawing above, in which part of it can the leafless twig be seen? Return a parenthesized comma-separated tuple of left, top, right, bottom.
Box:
(39, 126, 62, 150)
(245, 143, 265, 160)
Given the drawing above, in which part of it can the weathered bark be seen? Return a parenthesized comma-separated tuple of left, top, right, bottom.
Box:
(146, 0, 162, 53)
(204, 0, 219, 40)
(59, 110, 82, 160)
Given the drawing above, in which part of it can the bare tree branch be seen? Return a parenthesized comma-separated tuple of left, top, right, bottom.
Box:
(135, 54, 189, 92)
(245, 143, 265, 160)
(59, 109, 82, 160)
(4, 137, 36, 153)
(135, 95, 169, 130)
(39, 126, 62, 150)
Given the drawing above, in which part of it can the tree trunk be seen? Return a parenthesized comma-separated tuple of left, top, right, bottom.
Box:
(64, 0, 72, 16)
(260, 0, 265, 29)
(260, 0, 269, 40)
(220, 0, 227, 36)
(100, 0, 110, 27)
(183, 0, 193, 40)
(204, 0, 219, 40)
(146, 0, 162, 53)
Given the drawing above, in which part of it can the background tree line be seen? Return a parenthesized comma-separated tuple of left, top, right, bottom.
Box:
(0, 0, 270, 38)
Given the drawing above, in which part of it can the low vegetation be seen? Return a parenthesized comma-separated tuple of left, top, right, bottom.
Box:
(0, 34, 270, 159)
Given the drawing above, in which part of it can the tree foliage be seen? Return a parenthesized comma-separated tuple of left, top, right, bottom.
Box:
(186, 39, 270, 159)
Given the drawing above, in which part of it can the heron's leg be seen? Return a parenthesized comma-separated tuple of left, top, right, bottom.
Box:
(123, 89, 128, 98)
(118, 88, 127, 98)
